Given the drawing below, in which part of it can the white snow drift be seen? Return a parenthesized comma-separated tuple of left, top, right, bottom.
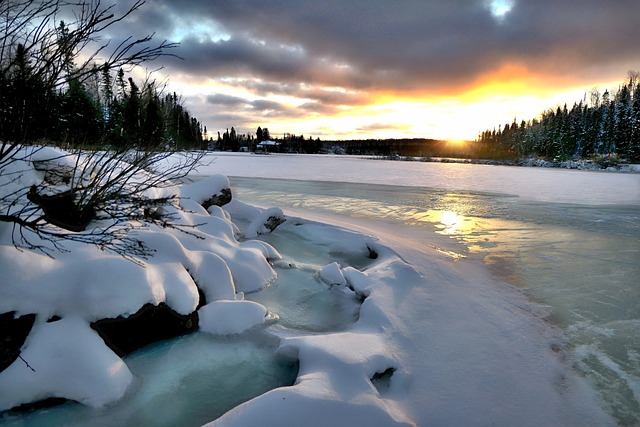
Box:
(0, 148, 280, 411)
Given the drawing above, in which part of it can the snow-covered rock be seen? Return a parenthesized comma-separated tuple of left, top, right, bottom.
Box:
(0, 316, 132, 411)
(179, 174, 232, 208)
(244, 207, 286, 238)
(199, 300, 268, 335)
(0, 148, 281, 411)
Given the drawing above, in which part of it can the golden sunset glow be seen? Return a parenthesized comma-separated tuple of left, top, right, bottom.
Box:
(134, 1, 637, 141)
(165, 72, 623, 141)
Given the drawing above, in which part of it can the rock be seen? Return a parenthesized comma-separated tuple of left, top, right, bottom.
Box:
(27, 186, 95, 232)
(179, 175, 233, 209)
(201, 187, 232, 209)
(90, 303, 199, 357)
(245, 207, 286, 238)
(0, 312, 36, 373)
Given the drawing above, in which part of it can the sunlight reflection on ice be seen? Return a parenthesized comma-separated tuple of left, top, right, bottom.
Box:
(230, 175, 640, 424)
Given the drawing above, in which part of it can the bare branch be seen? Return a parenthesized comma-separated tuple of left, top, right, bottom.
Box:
(1, 0, 180, 88)
(1, 146, 208, 263)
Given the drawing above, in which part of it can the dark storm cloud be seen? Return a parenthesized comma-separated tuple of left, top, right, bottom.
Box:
(115, 0, 639, 135)
(138, 0, 639, 91)
(205, 94, 247, 108)
(206, 94, 296, 116)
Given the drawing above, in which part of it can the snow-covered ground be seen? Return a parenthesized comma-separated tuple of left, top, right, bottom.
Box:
(2, 151, 638, 426)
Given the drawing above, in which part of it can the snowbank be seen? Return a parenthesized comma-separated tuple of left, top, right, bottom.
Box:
(0, 316, 132, 410)
(0, 148, 280, 411)
(0, 149, 616, 426)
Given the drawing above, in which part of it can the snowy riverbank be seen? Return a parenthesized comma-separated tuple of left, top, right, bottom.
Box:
(3, 150, 636, 425)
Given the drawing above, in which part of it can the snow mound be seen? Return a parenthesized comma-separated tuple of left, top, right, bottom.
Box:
(199, 300, 268, 335)
(0, 148, 280, 411)
(245, 207, 286, 238)
(179, 174, 231, 208)
(319, 262, 347, 286)
(0, 316, 132, 409)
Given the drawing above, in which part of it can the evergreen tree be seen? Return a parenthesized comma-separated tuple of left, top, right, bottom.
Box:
(58, 78, 102, 146)
(122, 78, 141, 145)
(140, 85, 164, 146)
(0, 44, 55, 142)
(629, 82, 640, 162)
(476, 71, 640, 163)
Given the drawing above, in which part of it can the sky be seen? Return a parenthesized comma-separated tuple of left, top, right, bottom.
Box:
(105, 0, 639, 141)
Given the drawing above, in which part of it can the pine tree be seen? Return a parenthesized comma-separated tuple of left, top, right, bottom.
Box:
(141, 85, 164, 146)
(58, 79, 102, 146)
(122, 78, 141, 145)
(629, 82, 640, 162)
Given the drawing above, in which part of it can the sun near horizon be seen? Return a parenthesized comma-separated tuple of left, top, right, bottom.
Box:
(169, 65, 625, 142)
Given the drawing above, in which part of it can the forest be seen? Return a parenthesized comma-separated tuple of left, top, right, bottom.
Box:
(477, 72, 640, 164)
(0, 2, 204, 150)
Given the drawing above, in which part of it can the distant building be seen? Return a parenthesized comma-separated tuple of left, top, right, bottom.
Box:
(256, 140, 281, 152)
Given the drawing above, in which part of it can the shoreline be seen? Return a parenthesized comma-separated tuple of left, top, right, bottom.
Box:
(365, 154, 640, 173)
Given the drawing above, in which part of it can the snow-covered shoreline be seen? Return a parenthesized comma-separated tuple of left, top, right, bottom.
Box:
(369, 154, 640, 172)
(2, 149, 632, 425)
(207, 208, 614, 426)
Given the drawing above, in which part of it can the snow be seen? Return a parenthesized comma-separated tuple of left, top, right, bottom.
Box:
(198, 300, 268, 335)
(205, 213, 612, 427)
(198, 152, 640, 205)
(1, 149, 627, 425)
(0, 316, 132, 410)
(0, 148, 279, 412)
(178, 174, 230, 204)
(205, 214, 610, 426)
(244, 206, 285, 238)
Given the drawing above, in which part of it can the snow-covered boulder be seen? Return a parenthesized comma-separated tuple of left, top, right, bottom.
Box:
(245, 207, 286, 238)
(0, 316, 132, 411)
(179, 175, 232, 208)
(198, 300, 268, 335)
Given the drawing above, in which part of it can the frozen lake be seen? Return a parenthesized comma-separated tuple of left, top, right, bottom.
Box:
(3, 152, 637, 426)
(201, 153, 640, 425)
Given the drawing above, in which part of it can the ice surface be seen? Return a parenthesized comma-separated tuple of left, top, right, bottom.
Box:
(196, 152, 640, 205)
(220, 155, 638, 426)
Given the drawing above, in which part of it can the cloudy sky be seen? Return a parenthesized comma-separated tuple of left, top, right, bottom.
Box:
(108, 0, 638, 140)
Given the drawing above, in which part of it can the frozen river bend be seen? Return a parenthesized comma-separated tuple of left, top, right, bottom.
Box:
(206, 153, 639, 426)
(2, 152, 638, 426)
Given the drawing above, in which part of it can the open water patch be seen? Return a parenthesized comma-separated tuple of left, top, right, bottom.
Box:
(0, 197, 370, 427)
(0, 332, 298, 427)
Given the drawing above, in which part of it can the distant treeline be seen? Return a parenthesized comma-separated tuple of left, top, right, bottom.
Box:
(320, 138, 510, 160)
(477, 72, 640, 163)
